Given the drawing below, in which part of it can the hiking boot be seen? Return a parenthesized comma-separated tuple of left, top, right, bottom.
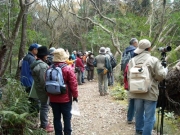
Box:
(104, 93, 109, 96)
(135, 132, 142, 135)
(135, 131, 142, 135)
(47, 123, 53, 128)
(44, 126, 54, 133)
(127, 121, 133, 124)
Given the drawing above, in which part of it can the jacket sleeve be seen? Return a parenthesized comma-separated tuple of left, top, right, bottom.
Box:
(67, 68, 78, 98)
(76, 58, 84, 67)
(153, 58, 167, 82)
(39, 63, 48, 88)
(87, 58, 93, 66)
(105, 57, 112, 72)
(93, 58, 97, 67)
(130, 50, 135, 58)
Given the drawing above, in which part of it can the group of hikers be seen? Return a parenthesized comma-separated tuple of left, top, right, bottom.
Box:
(19, 44, 116, 135)
(19, 37, 168, 135)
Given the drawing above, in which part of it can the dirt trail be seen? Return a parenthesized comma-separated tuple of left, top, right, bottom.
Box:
(48, 80, 137, 135)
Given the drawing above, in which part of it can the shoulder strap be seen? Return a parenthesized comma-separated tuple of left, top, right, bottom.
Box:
(132, 58, 135, 67)
(131, 55, 151, 67)
(59, 64, 67, 69)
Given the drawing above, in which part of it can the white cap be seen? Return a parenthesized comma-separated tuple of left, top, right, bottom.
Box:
(134, 39, 151, 54)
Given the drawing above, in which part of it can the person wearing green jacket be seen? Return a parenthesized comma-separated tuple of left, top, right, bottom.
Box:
(93, 47, 112, 96)
(30, 46, 54, 133)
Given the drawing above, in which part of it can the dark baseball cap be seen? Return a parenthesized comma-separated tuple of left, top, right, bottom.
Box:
(28, 43, 39, 51)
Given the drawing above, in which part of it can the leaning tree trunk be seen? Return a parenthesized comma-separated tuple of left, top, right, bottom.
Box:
(0, 0, 35, 77)
(15, 0, 30, 79)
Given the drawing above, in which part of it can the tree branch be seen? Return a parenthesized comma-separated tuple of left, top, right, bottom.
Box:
(89, 0, 116, 25)
(0, 29, 7, 42)
(68, 20, 80, 39)
(69, 12, 112, 34)
(25, 0, 36, 6)
(19, 0, 23, 8)
(11, 5, 25, 41)
(166, 45, 180, 62)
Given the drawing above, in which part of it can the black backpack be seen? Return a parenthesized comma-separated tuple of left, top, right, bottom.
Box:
(108, 54, 117, 69)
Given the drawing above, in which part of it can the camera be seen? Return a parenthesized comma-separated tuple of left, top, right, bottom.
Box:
(158, 46, 171, 52)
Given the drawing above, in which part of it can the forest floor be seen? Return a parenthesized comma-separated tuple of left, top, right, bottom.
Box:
(48, 80, 157, 135)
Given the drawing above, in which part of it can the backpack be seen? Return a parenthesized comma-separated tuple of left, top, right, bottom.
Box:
(129, 57, 152, 93)
(121, 51, 131, 72)
(46, 54, 53, 66)
(108, 54, 117, 69)
(45, 64, 67, 94)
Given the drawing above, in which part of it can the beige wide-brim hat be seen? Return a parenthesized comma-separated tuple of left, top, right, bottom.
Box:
(52, 48, 69, 62)
(134, 39, 151, 54)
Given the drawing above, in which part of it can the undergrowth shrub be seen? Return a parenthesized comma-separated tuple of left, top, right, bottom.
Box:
(0, 78, 46, 135)
(154, 110, 179, 134)
(110, 84, 127, 100)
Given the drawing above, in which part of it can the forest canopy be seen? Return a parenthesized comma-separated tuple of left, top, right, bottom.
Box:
(0, 0, 180, 77)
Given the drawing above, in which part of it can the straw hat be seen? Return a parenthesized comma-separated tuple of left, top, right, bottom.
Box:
(52, 48, 69, 62)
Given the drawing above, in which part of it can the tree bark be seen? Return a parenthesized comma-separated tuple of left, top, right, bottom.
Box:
(0, 0, 33, 77)
(15, 0, 30, 79)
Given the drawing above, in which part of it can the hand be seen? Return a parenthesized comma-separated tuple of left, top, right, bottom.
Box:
(73, 97, 78, 102)
(163, 67, 168, 75)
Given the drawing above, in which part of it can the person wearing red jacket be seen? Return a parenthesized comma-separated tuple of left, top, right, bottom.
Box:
(48, 48, 78, 135)
(75, 53, 85, 85)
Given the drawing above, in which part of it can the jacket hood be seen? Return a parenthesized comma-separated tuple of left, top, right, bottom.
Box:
(30, 60, 43, 70)
(125, 45, 136, 53)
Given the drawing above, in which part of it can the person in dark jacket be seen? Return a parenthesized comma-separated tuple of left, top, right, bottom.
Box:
(121, 38, 138, 73)
(20, 43, 40, 114)
(93, 47, 112, 96)
(48, 48, 78, 135)
(123, 38, 138, 58)
(20, 43, 38, 92)
(122, 38, 138, 124)
(75, 53, 85, 85)
(30, 46, 54, 133)
(86, 53, 94, 81)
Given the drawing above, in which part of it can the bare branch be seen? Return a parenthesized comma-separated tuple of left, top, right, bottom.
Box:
(0, 29, 7, 42)
(69, 12, 112, 34)
(167, 60, 180, 68)
(25, 0, 36, 6)
(19, 0, 23, 8)
(166, 45, 180, 62)
(68, 24, 80, 39)
(46, 1, 52, 27)
(11, 8, 24, 41)
(89, 0, 116, 25)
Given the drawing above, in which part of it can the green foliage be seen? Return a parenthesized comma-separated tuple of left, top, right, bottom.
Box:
(110, 84, 127, 100)
(0, 78, 45, 134)
(154, 110, 180, 134)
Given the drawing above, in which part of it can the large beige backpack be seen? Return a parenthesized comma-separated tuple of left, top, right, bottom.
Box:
(129, 57, 152, 93)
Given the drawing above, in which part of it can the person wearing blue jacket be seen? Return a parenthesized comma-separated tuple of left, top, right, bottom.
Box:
(122, 38, 138, 124)
(20, 43, 39, 90)
(123, 38, 138, 57)
(20, 43, 40, 114)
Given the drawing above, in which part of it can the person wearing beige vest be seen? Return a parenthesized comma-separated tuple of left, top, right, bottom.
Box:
(127, 39, 167, 135)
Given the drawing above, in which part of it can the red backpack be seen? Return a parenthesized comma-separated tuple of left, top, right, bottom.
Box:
(124, 64, 129, 90)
